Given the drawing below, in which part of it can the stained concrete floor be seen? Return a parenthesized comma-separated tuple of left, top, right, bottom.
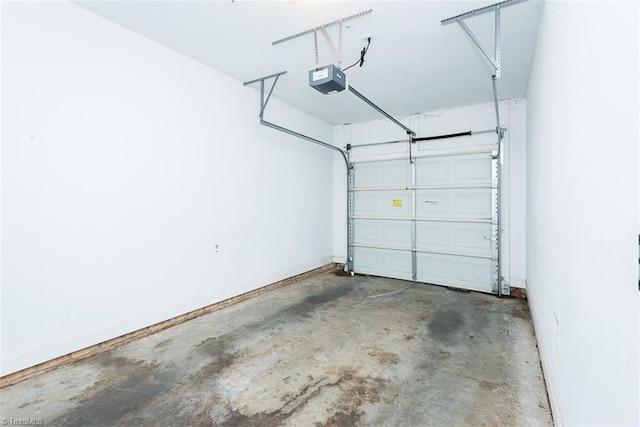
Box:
(1, 272, 552, 426)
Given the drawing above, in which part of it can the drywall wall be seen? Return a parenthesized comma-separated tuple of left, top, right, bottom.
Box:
(333, 99, 527, 288)
(1, 2, 336, 376)
(0, 2, 4, 370)
(526, 1, 639, 425)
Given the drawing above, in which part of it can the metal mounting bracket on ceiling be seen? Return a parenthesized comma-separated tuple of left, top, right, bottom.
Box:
(442, 0, 529, 79)
(272, 9, 372, 68)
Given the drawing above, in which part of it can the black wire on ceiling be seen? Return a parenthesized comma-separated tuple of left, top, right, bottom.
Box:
(342, 37, 371, 72)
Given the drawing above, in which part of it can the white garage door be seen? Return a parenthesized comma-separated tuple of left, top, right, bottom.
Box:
(351, 146, 499, 294)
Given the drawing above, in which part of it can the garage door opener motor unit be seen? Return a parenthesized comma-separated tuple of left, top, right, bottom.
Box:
(309, 64, 346, 94)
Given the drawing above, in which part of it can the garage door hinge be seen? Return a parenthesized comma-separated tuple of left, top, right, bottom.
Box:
(501, 278, 510, 296)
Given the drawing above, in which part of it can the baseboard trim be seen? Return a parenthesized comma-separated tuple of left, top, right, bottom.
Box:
(0, 262, 342, 389)
(526, 284, 562, 426)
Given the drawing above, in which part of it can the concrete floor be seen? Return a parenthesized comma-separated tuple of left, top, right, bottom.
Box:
(1, 272, 552, 426)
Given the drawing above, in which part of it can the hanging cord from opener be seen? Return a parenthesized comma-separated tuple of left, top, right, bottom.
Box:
(342, 37, 371, 72)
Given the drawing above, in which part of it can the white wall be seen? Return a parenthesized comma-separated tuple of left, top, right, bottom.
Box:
(333, 99, 527, 288)
(1, 2, 336, 376)
(526, 1, 639, 425)
(0, 1, 4, 370)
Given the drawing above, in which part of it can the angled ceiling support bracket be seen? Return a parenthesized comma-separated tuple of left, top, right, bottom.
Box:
(456, 18, 499, 76)
(442, 0, 530, 131)
(244, 71, 287, 119)
(243, 71, 353, 273)
(243, 71, 349, 169)
(318, 26, 342, 67)
(311, 26, 342, 68)
(442, 0, 529, 79)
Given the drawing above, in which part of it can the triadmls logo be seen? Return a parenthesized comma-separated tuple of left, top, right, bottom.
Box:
(1, 419, 44, 426)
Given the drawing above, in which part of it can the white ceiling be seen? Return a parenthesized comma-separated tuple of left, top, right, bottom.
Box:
(76, 0, 543, 125)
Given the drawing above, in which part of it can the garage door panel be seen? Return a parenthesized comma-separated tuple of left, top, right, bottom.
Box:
(416, 159, 448, 185)
(415, 154, 492, 187)
(416, 253, 493, 293)
(416, 221, 492, 255)
(453, 224, 493, 252)
(454, 157, 492, 182)
(416, 191, 449, 216)
(354, 219, 411, 248)
(416, 188, 492, 218)
(417, 225, 450, 249)
(350, 146, 497, 294)
(353, 248, 412, 281)
(354, 191, 412, 218)
(454, 191, 492, 215)
(354, 160, 408, 188)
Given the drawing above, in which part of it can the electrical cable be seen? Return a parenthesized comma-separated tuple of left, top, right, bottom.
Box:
(342, 37, 371, 72)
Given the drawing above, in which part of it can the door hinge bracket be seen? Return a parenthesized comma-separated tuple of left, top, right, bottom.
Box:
(501, 278, 510, 296)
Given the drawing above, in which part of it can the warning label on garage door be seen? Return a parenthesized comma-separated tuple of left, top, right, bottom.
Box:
(392, 199, 403, 207)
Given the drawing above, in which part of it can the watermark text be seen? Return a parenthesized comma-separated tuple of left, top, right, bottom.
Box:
(1, 419, 44, 426)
